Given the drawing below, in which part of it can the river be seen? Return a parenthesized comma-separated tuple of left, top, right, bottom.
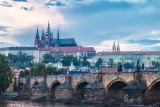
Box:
(0, 100, 93, 107)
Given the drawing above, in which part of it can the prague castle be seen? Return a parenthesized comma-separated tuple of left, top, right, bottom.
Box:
(34, 22, 77, 48)
(0, 22, 96, 63)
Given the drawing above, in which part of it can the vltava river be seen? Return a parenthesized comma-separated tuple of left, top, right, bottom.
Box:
(0, 100, 93, 107)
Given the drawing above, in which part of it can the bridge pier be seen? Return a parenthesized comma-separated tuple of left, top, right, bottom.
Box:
(84, 82, 105, 104)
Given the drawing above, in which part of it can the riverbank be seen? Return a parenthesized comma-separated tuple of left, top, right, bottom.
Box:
(0, 100, 93, 107)
(0, 92, 94, 107)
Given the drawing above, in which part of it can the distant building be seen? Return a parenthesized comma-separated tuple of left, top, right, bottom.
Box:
(50, 46, 96, 58)
(94, 42, 160, 68)
(34, 22, 77, 48)
(0, 22, 96, 63)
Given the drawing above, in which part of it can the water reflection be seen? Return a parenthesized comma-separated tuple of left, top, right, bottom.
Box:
(0, 100, 93, 107)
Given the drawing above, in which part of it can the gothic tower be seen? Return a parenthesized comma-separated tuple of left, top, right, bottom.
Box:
(41, 29, 45, 41)
(112, 41, 116, 52)
(45, 22, 53, 48)
(117, 41, 120, 52)
(34, 28, 40, 48)
(57, 29, 60, 45)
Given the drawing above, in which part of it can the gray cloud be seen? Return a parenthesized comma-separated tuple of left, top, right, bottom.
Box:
(13, 0, 27, 2)
(0, 34, 9, 37)
(0, 1, 12, 7)
(0, 25, 10, 32)
(21, 6, 33, 11)
(46, 1, 67, 7)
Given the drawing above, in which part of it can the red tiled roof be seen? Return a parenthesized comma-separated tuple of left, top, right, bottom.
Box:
(99, 68, 117, 73)
(97, 51, 160, 55)
(50, 46, 95, 53)
(81, 47, 95, 52)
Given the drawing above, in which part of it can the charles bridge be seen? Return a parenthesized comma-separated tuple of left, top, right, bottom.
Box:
(19, 71, 160, 105)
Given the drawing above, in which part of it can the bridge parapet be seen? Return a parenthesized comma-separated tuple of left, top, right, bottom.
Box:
(103, 72, 134, 88)
(141, 71, 160, 87)
(71, 74, 96, 89)
(47, 75, 66, 88)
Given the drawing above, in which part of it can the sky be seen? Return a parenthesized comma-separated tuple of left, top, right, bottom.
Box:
(0, 0, 160, 52)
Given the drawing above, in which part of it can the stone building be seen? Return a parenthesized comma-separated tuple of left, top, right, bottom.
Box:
(0, 22, 96, 63)
(94, 42, 160, 68)
(34, 22, 77, 48)
(0, 47, 49, 63)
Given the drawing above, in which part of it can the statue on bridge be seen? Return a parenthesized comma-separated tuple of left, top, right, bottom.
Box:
(117, 63, 122, 73)
(136, 59, 140, 72)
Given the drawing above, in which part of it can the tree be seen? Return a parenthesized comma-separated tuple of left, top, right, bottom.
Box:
(95, 58, 103, 69)
(45, 66, 64, 75)
(61, 56, 71, 66)
(7, 52, 34, 69)
(108, 58, 114, 68)
(0, 54, 13, 94)
(61, 55, 80, 67)
(82, 57, 90, 67)
(124, 62, 134, 69)
(43, 54, 55, 63)
(22, 64, 64, 77)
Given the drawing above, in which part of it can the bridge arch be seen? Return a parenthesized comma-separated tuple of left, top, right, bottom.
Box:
(50, 80, 61, 98)
(74, 80, 89, 100)
(144, 78, 160, 103)
(32, 80, 38, 88)
(105, 78, 128, 103)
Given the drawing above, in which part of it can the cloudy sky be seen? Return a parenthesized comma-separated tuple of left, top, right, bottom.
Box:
(0, 0, 160, 52)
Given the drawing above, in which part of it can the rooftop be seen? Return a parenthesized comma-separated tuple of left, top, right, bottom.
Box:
(97, 51, 160, 55)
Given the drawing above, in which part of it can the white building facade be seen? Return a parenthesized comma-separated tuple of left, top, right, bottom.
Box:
(95, 51, 160, 68)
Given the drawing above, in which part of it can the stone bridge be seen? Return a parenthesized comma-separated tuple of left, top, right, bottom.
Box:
(20, 71, 160, 104)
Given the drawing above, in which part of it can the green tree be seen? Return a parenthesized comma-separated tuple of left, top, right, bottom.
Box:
(45, 66, 64, 75)
(23, 69, 30, 77)
(43, 54, 55, 63)
(0, 54, 13, 94)
(124, 62, 134, 69)
(22, 64, 64, 77)
(61, 55, 80, 67)
(82, 57, 90, 67)
(108, 58, 114, 68)
(95, 58, 103, 69)
(7, 52, 34, 69)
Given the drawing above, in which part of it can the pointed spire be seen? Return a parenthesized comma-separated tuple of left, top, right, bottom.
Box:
(117, 41, 120, 52)
(46, 21, 51, 35)
(36, 27, 39, 38)
(112, 41, 116, 52)
(35, 27, 40, 48)
(48, 21, 50, 30)
(57, 29, 60, 45)
(41, 29, 45, 41)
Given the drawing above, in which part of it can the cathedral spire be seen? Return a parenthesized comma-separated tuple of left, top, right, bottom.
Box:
(36, 27, 39, 38)
(57, 29, 60, 45)
(112, 41, 116, 52)
(34, 27, 40, 48)
(46, 21, 51, 35)
(117, 41, 120, 52)
(41, 29, 45, 41)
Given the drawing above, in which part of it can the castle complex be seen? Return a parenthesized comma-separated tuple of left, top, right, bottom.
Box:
(34, 22, 77, 48)
(0, 23, 96, 63)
